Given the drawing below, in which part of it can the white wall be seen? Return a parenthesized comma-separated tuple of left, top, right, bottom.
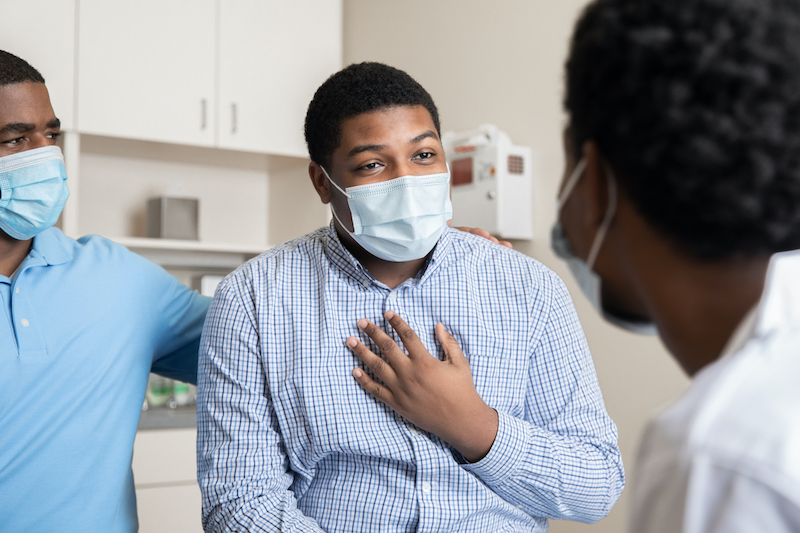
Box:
(343, 2, 690, 531)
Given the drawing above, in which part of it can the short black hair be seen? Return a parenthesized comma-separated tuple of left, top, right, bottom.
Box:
(0, 50, 45, 86)
(305, 62, 441, 170)
(565, 0, 800, 260)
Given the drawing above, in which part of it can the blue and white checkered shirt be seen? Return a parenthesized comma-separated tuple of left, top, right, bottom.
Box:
(197, 223, 624, 532)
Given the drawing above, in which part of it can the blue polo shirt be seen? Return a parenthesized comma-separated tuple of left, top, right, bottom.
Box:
(0, 227, 211, 532)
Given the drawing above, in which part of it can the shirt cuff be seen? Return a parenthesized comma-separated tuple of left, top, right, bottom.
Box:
(461, 411, 528, 487)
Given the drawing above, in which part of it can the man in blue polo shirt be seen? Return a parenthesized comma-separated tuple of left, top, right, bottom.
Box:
(0, 50, 211, 532)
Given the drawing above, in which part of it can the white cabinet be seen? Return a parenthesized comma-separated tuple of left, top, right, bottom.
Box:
(217, 0, 343, 156)
(0, 0, 77, 130)
(133, 429, 204, 533)
(78, 0, 342, 156)
(78, 0, 217, 147)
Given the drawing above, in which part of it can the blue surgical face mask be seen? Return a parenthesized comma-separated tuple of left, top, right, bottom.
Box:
(0, 145, 70, 240)
(322, 165, 453, 262)
(551, 158, 657, 335)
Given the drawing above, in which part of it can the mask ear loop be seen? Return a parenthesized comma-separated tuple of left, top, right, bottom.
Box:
(585, 162, 618, 271)
(320, 166, 357, 234)
(320, 166, 351, 198)
(557, 158, 588, 212)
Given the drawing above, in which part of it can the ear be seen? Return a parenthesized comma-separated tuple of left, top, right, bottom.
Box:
(309, 162, 331, 204)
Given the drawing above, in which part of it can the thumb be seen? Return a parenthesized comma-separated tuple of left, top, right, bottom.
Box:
(436, 322, 465, 365)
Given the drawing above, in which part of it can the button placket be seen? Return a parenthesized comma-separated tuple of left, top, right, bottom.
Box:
(384, 290, 400, 315)
(11, 274, 48, 356)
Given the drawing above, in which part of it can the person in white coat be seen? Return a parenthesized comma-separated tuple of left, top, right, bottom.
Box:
(553, 0, 800, 531)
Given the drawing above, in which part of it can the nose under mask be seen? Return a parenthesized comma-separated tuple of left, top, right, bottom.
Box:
(322, 165, 453, 263)
(0, 145, 70, 241)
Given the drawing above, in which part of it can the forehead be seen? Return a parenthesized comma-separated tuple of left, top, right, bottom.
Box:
(0, 82, 56, 126)
(338, 105, 437, 148)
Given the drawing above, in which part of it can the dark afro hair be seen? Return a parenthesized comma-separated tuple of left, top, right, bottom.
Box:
(305, 62, 441, 170)
(565, 0, 800, 260)
(0, 50, 45, 86)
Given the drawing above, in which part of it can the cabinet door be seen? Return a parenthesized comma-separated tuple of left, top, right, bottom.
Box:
(0, 0, 76, 130)
(133, 429, 201, 533)
(77, 0, 216, 147)
(218, 0, 343, 156)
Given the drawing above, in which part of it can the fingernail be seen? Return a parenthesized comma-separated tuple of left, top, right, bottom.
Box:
(346, 337, 357, 348)
(352, 368, 362, 378)
(357, 319, 368, 330)
(385, 311, 394, 320)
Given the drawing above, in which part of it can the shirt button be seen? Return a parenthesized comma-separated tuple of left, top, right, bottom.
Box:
(21, 318, 30, 327)
(15, 287, 19, 294)
(421, 482, 431, 494)
(387, 292, 397, 302)
(409, 427, 420, 436)
(362, 279, 370, 289)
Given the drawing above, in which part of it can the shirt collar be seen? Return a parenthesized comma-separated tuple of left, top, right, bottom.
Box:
(754, 249, 800, 336)
(29, 227, 73, 267)
(718, 249, 800, 360)
(322, 221, 454, 290)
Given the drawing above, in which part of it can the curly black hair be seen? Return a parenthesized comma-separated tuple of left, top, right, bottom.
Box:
(565, 0, 800, 259)
(0, 50, 45, 86)
(305, 62, 441, 170)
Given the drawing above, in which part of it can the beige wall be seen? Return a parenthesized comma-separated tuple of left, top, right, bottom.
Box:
(343, 1, 690, 531)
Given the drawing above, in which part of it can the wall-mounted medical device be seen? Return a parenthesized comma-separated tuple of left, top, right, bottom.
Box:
(442, 125, 533, 240)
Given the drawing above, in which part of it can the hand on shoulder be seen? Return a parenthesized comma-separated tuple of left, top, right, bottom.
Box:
(452, 225, 513, 249)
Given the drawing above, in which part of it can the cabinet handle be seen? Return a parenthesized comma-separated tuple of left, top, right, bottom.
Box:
(231, 103, 238, 134)
(200, 99, 207, 130)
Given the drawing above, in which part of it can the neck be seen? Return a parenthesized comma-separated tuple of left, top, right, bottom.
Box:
(334, 223, 427, 290)
(0, 232, 32, 277)
(630, 241, 769, 376)
(600, 197, 772, 377)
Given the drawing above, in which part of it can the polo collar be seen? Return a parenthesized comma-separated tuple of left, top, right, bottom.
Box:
(29, 227, 73, 266)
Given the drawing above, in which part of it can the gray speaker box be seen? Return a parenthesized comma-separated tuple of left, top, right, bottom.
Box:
(146, 197, 199, 240)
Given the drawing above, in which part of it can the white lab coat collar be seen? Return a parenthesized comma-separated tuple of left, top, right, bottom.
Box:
(716, 249, 800, 362)
(756, 249, 800, 336)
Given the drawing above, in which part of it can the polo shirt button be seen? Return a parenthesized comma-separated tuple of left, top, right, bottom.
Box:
(21, 318, 30, 327)
(15, 287, 19, 294)
(421, 482, 431, 494)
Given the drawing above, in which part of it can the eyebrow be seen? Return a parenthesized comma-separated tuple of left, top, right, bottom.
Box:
(346, 130, 440, 158)
(409, 130, 439, 145)
(348, 143, 384, 158)
(0, 118, 61, 136)
(0, 123, 35, 136)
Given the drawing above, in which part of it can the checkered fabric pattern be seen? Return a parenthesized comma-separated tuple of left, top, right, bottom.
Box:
(197, 223, 624, 532)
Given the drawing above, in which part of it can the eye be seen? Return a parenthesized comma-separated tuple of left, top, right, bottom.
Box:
(46, 132, 62, 140)
(413, 151, 436, 161)
(357, 161, 383, 171)
(1, 137, 24, 145)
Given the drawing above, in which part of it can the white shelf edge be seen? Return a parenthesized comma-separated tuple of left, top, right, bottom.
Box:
(112, 237, 270, 255)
